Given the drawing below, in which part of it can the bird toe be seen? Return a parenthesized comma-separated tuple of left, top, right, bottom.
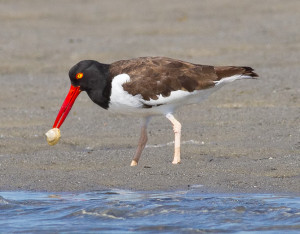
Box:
(130, 160, 138, 166)
(172, 159, 181, 164)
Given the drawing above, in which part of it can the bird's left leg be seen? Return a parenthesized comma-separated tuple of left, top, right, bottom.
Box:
(130, 117, 151, 166)
(166, 113, 182, 164)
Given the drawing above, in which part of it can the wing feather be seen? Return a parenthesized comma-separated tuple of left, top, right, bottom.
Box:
(109, 57, 217, 101)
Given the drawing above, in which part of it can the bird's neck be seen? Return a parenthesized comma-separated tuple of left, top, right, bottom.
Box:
(86, 64, 112, 110)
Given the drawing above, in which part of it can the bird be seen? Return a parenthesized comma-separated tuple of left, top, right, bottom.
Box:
(50, 56, 258, 166)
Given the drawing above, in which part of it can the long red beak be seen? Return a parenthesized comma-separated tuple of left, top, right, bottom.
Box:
(52, 85, 81, 128)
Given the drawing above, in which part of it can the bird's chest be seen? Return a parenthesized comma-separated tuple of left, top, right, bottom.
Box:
(109, 74, 144, 111)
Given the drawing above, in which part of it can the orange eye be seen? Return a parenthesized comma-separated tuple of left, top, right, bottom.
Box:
(76, 73, 83, 79)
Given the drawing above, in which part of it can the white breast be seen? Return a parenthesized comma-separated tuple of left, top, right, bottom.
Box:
(109, 74, 144, 112)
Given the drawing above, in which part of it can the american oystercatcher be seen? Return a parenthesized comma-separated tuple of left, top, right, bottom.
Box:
(49, 57, 258, 166)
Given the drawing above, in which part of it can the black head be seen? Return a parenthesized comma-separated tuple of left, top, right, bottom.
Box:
(69, 60, 109, 92)
(68, 60, 111, 109)
(51, 60, 111, 129)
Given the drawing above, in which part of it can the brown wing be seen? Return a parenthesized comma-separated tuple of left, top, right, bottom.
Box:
(109, 57, 218, 101)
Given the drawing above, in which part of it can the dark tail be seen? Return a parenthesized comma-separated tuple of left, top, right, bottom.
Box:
(215, 66, 259, 80)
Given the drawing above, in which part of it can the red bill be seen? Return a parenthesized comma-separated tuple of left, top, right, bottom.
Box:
(52, 85, 81, 128)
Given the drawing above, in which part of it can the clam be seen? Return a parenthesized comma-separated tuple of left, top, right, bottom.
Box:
(45, 128, 61, 146)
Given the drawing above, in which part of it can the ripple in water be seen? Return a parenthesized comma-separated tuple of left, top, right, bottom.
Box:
(0, 189, 299, 233)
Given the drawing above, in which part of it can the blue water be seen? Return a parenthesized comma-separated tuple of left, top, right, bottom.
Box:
(0, 188, 299, 233)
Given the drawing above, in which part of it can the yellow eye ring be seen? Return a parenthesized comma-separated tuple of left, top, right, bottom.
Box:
(76, 73, 83, 79)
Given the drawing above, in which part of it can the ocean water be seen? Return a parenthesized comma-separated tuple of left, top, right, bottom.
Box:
(0, 188, 299, 233)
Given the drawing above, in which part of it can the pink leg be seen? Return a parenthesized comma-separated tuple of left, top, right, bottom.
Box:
(166, 113, 182, 164)
(130, 117, 150, 166)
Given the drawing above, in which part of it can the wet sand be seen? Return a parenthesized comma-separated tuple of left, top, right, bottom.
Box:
(0, 0, 299, 193)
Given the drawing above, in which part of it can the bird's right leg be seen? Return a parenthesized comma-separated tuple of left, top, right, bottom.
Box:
(166, 113, 182, 164)
(166, 113, 181, 164)
(130, 117, 151, 166)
